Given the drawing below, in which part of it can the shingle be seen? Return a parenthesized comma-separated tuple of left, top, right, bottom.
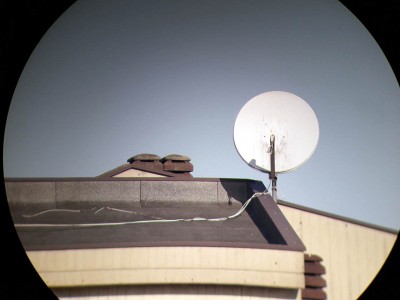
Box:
(5, 181, 56, 210)
(140, 181, 218, 207)
(9, 178, 305, 252)
(56, 181, 141, 208)
(217, 181, 247, 207)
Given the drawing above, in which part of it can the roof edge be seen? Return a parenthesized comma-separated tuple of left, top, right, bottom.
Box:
(277, 200, 398, 234)
(4, 177, 260, 183)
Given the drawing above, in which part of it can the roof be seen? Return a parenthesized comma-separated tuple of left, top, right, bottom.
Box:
(6, 177, 305, 252)
(278, 200, 398, 234)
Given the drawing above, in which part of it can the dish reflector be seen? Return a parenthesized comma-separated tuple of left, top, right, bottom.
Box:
(233, 91, 319, 173)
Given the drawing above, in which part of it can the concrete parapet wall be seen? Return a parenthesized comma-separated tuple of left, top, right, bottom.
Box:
(5, 179, 249, 211)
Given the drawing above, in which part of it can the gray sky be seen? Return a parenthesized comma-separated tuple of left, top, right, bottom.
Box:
(4, 0, 400, 229)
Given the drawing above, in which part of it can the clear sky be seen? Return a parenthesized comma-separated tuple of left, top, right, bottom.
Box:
(4, 0, 400, 230)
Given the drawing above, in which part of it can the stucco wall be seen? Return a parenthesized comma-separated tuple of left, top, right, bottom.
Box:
(28, 247, 304, 300)
(279, 204, 397, 300)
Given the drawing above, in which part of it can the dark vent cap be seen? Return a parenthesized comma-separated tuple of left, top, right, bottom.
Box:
(161, 154, 191, 162)
(127, 153, 161, 163)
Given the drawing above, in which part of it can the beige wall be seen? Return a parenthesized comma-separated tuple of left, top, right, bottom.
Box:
(113, 169, 165, 177)
(28, 247, 304, 300)
(279, 204, 397, 300)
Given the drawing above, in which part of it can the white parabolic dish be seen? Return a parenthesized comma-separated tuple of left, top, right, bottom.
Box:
(233, 91, 319, 173)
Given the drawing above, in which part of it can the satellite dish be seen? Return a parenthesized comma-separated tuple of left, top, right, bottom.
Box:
(233, 91, 319, 201)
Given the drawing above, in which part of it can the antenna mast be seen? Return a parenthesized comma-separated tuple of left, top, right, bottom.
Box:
(269, 134, 277, 202)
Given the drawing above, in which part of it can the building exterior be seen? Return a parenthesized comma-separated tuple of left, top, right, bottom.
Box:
(278, 201, 397, 299)
(5, 154, 398, 299)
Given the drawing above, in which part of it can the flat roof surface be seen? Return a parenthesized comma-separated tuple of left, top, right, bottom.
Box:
(6, 178, 305, 252)
(14, 206, 272, 250)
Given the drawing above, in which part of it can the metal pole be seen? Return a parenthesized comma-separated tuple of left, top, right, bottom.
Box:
(269, 134, 277, 202)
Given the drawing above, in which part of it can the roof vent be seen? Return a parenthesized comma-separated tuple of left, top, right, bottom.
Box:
(127, 153, 163, 172)
(127, 153, 161, 163)
(161, 154, 193, 177)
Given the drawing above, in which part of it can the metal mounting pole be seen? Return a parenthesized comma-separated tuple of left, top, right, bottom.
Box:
(269, 134, 277, 202)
